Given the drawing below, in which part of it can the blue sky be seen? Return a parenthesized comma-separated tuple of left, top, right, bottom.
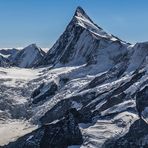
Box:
(0, 0, 148, 48)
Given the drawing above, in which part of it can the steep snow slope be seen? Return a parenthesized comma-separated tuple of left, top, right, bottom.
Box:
(0, 6, 148, 148)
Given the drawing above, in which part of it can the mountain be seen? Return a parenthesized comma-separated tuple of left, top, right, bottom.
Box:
(0, 45, 46, 68)
(0, 55, 10, 67)
(0, 48, 18, 67)
(11, 44, 46, 68)
(0, 48, 18, 58)
(0, 7, 148, 148)
(37, 7, 129, 67)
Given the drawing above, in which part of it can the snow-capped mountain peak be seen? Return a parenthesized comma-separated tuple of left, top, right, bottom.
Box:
(73, 6, 118, 41)
(38, 7, 127, 67)
(74, 6, 93, 22)
(11, 44, 46, 68)
(26, 43, 37, 49)
(26, 44, 43, 53)
(0, 6, 148, 148)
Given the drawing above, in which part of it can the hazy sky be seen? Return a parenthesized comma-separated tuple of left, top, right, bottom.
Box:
(0, 0, 148, 48)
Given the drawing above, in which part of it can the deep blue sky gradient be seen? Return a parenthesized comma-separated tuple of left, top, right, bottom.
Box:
(0, 0, 148, 48)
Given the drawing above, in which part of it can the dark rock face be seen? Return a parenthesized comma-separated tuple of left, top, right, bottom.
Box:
(136, 86, 148, 118)
(38, 21, 85, 66)
(40, 109, 83, 148)
(85, 62, 128, 90)
(31, 81, 58, 104)
(40, 91, 96, 124)
(31, 83, 45, 98)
